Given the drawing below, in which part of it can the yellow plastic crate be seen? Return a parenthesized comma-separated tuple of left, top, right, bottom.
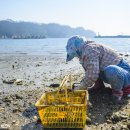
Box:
(35, 75, 88, 128)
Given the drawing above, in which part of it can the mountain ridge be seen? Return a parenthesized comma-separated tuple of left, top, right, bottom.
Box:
(0, 19, 96, 39)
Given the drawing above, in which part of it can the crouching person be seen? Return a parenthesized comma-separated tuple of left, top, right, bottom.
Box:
(66, 35, 130, 103)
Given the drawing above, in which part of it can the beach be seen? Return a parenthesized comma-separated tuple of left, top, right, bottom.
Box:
(0, 54, 130, 130)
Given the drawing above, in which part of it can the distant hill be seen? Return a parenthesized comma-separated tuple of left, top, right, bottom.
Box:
(0, 20, 96, 39)
(95, 35, 130, 38)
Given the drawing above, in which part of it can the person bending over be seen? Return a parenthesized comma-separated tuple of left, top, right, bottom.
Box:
(66, 35, 130, 103)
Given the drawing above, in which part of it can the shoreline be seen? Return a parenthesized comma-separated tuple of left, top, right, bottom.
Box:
(0, 54, 130, 130)
(0, 54, 83, 94)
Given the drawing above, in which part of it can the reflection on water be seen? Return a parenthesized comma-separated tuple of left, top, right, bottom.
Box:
(0, 38, 130, 56)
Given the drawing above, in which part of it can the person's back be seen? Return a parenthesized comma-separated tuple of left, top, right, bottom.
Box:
(81, 42, 122, 71)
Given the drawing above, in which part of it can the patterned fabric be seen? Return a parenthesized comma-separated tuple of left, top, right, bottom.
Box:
(80, 42, 122, 87)
(117, 59, 130, 72)
(66, 36, 86, 62)
(103, 65, 130, 90)
(66, 36, 130, 98)
(102, 61, 130, 97)
(122, 86, 130, 95)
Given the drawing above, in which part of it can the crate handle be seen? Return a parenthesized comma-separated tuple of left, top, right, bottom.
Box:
(57, 75, 72, 92)
(56, 75, 72, 104)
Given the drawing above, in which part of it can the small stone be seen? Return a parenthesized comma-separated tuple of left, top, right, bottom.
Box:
(111, 126, 116, 130)
(15, 94, 23, 99)
(2, 79, 16, 84)
(0, 107, 4, 111)
(127, 122, 130, 129)
(15, 79, 23, 85)
(88, 102, 93, 109)
(30, 81, 35, 85)
(13, 102, 18, 105)
(36, 64, 41, 67)
(12, 120, 16, 124)
(86, 116, 91, 125)
(28, 102, 33, 106)
(4, 97, 11, 103)
(88, 113, 91, 117)
(120, 115, 128, 120)
(24, 83, 29, 86)
(12, 65, 14, 69)
(120, 125, 128, 130)
(12, 120, 19, 126)
(3, 116, 6, 119)
(0, 123, 10, 130)
(106, 119, 112, 124)
(12, 108, 19, 113)
(33, 116, 38, 121)
(91, 115, 95, 119)
(6, 102, 10, 106)
(111, 113, 121, 123)
(95, 123, 99, 126)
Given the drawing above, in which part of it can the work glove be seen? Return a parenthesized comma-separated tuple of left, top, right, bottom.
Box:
(73, 81, 87, 90)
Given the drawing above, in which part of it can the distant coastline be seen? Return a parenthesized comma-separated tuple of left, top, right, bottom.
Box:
(0, 19, 96, 39)
(95, 35, 130, 38)
(0, 36, 46, 39)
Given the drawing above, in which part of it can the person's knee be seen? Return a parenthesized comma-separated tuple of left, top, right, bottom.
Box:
(104, 65, 119, 79)
(103, 65, 124, 90)
(103, 65, 124, 84)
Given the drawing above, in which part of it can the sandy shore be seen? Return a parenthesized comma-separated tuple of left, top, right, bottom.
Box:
(0, 54, 130, 130)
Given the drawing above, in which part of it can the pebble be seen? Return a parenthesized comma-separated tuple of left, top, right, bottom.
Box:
(15, 94, 23, 99)
(12, 107, 19, 113)
(111, 126, 116, 130)
(120, 115, 128, 120)
(36, 64, 41, 67)
(12, 65, 14, 69)
(13, 101, 18, 105)
(86, 116, 91, 125)
(88, 113, 91, 117)
(127, 123, 130, 129)
(33, 116, 38, 121)
(107, 119, 112, 124)
(12, 120, 19, 126)
(4, 97, 11, 103)
(3, 79, 16, 84)
(12, 120, 16, 124)
(88, 102, 93, 109)
(120, 125, 128, 129)
(0, 123, 10, 130)
(95, 123, 99, 126)
(14, 79, 23, 85)
(111, 113, 121, 123)
(0, 107, 4, 111)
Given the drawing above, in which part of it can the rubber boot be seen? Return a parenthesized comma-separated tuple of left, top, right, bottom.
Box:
(112, 89, 123, 104)
(122, 85, 130, 95)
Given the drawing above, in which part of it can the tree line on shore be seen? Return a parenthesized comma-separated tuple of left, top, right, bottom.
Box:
(0, 19, 96, 39)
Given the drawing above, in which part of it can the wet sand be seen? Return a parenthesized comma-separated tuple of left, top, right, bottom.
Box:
(0, 54, 130, 130)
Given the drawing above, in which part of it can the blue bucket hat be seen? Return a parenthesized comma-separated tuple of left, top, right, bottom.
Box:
(66, 35, 86, 62)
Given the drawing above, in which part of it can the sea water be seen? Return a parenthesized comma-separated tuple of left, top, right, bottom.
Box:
(0, 38, 130, 57)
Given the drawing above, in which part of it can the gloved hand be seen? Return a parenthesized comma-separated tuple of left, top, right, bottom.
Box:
(73, 81, 87, 90)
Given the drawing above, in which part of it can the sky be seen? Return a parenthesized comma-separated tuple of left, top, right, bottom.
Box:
(0, 0, 130, 35)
